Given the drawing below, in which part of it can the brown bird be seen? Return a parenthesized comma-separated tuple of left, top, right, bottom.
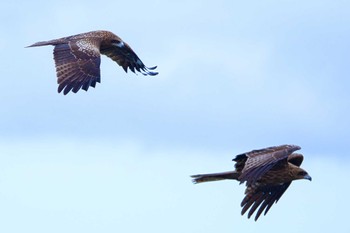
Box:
(27, 30, 158, 95)
(191, 144, 311, 221)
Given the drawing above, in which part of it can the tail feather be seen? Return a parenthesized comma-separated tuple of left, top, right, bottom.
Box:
(191, 171, 238, 184)
(26, 39, 64, 48)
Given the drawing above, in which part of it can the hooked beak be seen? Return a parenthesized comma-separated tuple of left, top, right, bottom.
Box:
(304, 174, 312, 181)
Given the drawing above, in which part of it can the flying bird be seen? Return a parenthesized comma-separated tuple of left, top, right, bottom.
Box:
(191, 144, 311, 221)
(27, 30, 158, 94)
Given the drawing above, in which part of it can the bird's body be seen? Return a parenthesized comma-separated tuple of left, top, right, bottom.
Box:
(27, 30, 158, 94)
(191, 144, 311, 221)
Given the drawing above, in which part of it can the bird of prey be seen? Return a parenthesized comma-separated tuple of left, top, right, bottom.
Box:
(191, 144, 311, 221)
(27, 30, 158, 94)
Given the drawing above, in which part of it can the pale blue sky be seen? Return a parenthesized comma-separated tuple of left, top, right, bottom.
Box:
(0, 0, 349, 232)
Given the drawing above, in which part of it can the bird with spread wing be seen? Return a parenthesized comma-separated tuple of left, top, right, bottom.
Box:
(191, 144, 311, 221)
(27, 30, 158, 95)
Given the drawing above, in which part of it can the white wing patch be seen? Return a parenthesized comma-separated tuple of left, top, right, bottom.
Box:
(112, 41, 125, 48)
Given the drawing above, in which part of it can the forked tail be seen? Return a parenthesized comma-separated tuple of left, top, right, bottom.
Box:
(26, 39, 64, 48)
(191, 171, 239, 184)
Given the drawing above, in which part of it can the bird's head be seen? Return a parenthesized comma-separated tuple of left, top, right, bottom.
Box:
(293, 167, 312, 181)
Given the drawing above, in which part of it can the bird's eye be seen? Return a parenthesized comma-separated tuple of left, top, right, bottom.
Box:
(298, 171, 307, 176)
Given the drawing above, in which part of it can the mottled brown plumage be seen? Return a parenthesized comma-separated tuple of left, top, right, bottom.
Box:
(191, 144, 311, 221)
(27, 30, 158, 94)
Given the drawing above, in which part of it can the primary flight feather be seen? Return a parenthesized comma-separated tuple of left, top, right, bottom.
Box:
(191, 144, 311, 221)
(27, 30, 158, 95)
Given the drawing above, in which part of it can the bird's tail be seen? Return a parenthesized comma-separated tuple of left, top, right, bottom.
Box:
(26, 39, 63, 48)
(191, 171, 239, 184)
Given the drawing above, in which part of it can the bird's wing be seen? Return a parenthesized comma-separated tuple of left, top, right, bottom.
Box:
(53, 39, 101, 95)
(287, 153, 304, 167)
(241, 182, 292, 221)
(100, 42, 158, 76)
(238, 145, 301, 185)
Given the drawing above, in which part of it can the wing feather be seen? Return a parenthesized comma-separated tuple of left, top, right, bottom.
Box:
(53, 41, 101, 95)
(100, 42, 158, 76)
(238, 145, 301, 185)
(288, 153, 304, 167)
(241, 182, 291, 221)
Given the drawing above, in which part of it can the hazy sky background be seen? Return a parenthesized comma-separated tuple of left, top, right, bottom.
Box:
(0, 0, 349, 232)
